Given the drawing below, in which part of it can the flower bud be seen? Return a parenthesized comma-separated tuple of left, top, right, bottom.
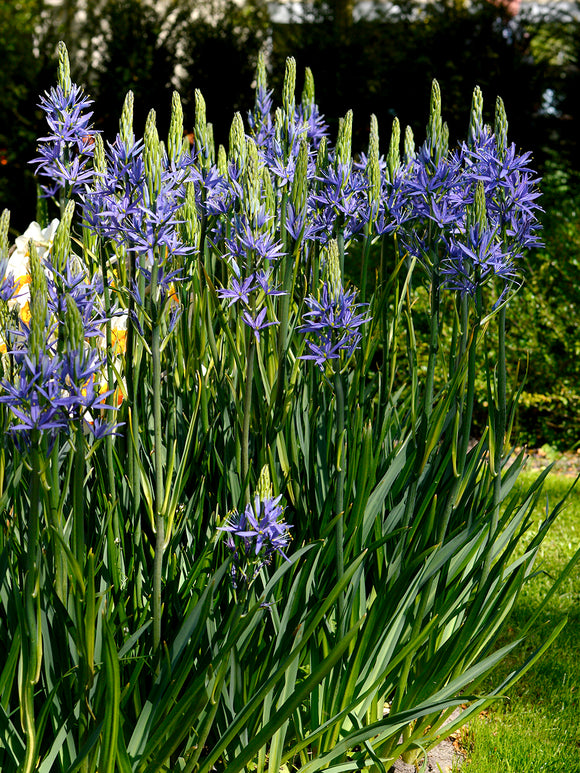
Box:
(93, 133, 106, 175)
(387, 117, 401, 182)
(257, 464, 272, 502)
(144, 109, 162, 199)
(315, 136, 328, 179)
(474, 180, 488, 232)
(325, 239, 342, 302)
(180, 182, 200, 250)
(291, 140, 308, 215)
(120, 91, 134, 146)
(64, 294, 84, 352)
(282, 57, 296, 123)
(301, 67, 315, 113)
(256, 50, 267, 94)
(53, 200, 75, 273)
(427, 79, 445, 164)
(495, 96, 508, 161)
(28, 240, 48, 360)
(244, 137, 261, 217)
(468, 85, 484, 147)
(217, 144, 227, 177)
(229, 112, 246, 170)
(0, 210, 9, 262)
(168, 91, 184, 164)
(261, 167, 276, 222)
(57, 42, 71, 97)
(335, 110, 353, 169)
(206, 123, 215, 167)
(404, 125, 415, 162)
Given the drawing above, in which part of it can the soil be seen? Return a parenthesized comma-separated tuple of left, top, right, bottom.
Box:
(389, 709, 467, 773)
(521, 446, 580, 477)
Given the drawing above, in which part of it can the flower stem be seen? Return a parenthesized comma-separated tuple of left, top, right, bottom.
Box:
(152, 311, 165, 655)
(21, 438, 43, 773)
(334, 367, 346, 636)
(242, 339, 256, 505)
(483, 304, 507, 583)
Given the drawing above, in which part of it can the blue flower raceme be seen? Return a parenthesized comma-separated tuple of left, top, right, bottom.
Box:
(31, 82, 98, 198)
(300, 241, 370, 372)
(219, 473, 292, 587)
(0, 237, 122, 446)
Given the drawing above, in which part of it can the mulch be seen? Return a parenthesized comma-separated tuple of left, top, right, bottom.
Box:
(520, 447, 580, 477)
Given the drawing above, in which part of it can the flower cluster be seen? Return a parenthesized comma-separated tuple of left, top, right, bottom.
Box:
(373, 105, 542, 304)
(0, 221, 122, 447)
(31, 83, 98, 199)
(219, 493, 292, 587)
(300, 241, 370, 372)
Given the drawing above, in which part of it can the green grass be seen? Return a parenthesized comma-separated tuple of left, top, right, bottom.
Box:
(462, 471, 580, 772)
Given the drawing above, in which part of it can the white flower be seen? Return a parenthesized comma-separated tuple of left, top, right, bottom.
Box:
(7, 219, 59, 310)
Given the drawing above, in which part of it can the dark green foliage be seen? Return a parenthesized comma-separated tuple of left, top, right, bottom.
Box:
(506, 161, 580, 449)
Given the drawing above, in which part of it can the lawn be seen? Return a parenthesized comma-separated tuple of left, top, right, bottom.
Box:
(463, 470, 580, 772)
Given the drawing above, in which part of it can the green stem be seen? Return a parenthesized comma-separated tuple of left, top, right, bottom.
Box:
(483, 305, 507, 583)
(21, 439, 43, 773)
(99, 246, 121, 584)
(152, 305, 165, 655)
(242, 339, 256, 505)
(359, 226, 372, 304)
(334, 367, 346, 635)
(48, 440, 66, 602)
(424, 264, 440, 421)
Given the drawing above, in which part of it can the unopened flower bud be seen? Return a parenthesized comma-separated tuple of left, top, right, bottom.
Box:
(0, 210, 9, 261)
(315, 136, 328, 179)
(325, 239, 342, 302)
(53, 200, 75, 272)
(427, 79, 445, 164)
(291, 140, 308, 214)
(301, 66, 315, 112)
(282, 57, 296, 122)
(144, 109, 162, 198)
(120, 91, 134, 145)
(168, 91, 184, 163)
(180, 182, 200, 249)
(261, 167, 276, 221)
(336, 110, 353, 169)
(244, 137, 261, 216)
(229, 112, 246, 170)
(474, 180, 488, 232)
(495, 96, 508, 161)
(256, 50, 267, 94)
(217, 144, 227, 177)
(257, 465, 272, 501)
(28, 241, 48, 360)
(93, 133, 106, 175)
(468, 85, 484, 147)
(387, 117, 401, 182)
(404, 125, 415, 162)
(57, 42, 71, 97)
(64, 294, 84, 351)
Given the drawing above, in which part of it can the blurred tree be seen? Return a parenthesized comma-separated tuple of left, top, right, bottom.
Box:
(79, 0, 179, 138)
(0, 0, 60, 232)
(270, 0, 555, 156)
(174, 0, 269, 148)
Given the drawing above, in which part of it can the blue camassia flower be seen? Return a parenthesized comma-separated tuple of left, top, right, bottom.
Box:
(31, 83, 99, 197)
(219, 494, 292, 586)
(300, 283, 370, 371)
